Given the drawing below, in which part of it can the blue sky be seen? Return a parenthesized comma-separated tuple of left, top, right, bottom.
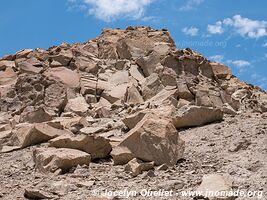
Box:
(0, 0, 266, 90)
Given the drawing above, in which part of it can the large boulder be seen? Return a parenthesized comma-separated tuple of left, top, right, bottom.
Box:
(111, 114, 185, 166)
(49, 134, 111, 160)
(33, 147, 91, 173)
(172, 105, 223, 128)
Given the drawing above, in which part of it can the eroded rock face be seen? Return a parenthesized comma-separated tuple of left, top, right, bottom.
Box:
(0, 73, 67, 115)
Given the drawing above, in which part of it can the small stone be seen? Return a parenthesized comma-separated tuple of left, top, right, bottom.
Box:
(24, 188, 52, 199)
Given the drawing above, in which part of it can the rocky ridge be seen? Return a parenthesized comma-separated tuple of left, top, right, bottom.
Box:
(0, 26, 266, 199)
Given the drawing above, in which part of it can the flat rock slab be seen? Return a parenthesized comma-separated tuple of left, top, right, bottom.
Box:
(33, 147, 91, 174)
(173, 105, 223, 128)
(50, 134, 111, 160)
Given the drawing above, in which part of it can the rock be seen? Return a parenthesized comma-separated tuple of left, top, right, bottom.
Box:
(177, 98, 191, 109)
(197, 174, 233, 200)
(24, 188, 53, 199)
(125, 85, 144, 104)
(80, 126, 107, 135)
(95, 106, 111, 118)
(65, 96, 89, 116)
(157, 180, 185, 190)
(76, 180, 95, 188)
(223, 103, 237, 115)
(18, 61, 42, 74)
(74, 56, 99, 73)
(122, 111, 147, 129)
(228, 139, 251, 152)
(0, 60, 15, 70)
(44, 67, 80, 89)
(136, 55, 158, 77)
(20, 107, 53, 123)
(210, 62, 232, 79)
(15, 49, 33, 59)
(160, 67, 177, 87)
(0, 130, 12, 140)
(51, 49, 73, 66)
(14, 123, 72, 148)
(199, 62, 214, 78)
(124, 158, 154, 177)
(149, 88, 178, 106)
(1, 145, 21, 153)
(176, 79, 194, 100)
(102, 84, 128, 104)
(111, 114, 185, 165)
(33, 147, 91, 173)
(173, 105, 223, 128)
(129, 65, 145, 82)
(109, 70, 129, 86)
(0, 67, 17, 85)
(141, 73, 164, 101)
(110, 146, 134, 165)
(49, 134, 111, 160)
(195, 89, 213, 107)
(80, 74, 111, 95)
(157, 163, 169, 171)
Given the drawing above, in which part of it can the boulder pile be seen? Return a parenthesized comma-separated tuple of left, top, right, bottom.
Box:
(0, 26, 266, 175)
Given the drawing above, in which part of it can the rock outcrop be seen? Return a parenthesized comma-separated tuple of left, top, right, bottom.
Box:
(0, 26, 266, 176)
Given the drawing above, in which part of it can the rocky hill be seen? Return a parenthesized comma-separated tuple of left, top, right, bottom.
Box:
(0, 26, 266, 199)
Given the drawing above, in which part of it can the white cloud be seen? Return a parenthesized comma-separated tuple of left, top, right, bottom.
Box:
(207, 15, 267, 39)
(179, 0, 204, 11)
(207, 21, 224, 34)
(227, 59, 250, 68)
(182, 27, 199, 36)
(69, 0, 154, 21)
(262, 42, 267, 47)
(209, 55, 224, 63)
(223, 15, 267, 39)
